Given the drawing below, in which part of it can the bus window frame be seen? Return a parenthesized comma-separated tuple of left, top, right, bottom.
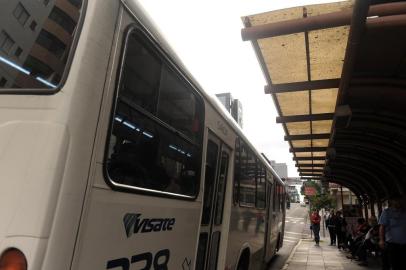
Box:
(0, 0, 88, 95)
(255, 163, 267, 210)
(238, 142, 256, 208)
(103, 24, 205, 201)
(232, 138, 240, 205)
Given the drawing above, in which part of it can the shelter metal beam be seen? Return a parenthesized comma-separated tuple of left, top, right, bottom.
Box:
(299, 169, 324, 173)
(294, 156, 326, 160)
(277, 113, 333, 123)
(265, 79, 340, 94)
(285, 133, 330, 141)
(290, 147, 327, 152)
(301, 176, 323, 179)
(296, 164, 324, 168)
(326, 170, 379, 199)
(300, 173, 324, 176)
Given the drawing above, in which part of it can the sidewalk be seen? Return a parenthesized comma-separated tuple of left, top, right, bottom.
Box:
(282, 217, 381, 270)
(282, 240, 381, 270)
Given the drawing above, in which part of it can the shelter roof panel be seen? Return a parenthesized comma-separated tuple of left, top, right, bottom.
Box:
(276, 91, 309, 116)
(247, 6, 303, 26)
(311, 88, 339, 114)
(286, 121, 311, 135)
(312, 151, 327, 157)
(312, 120, 333, 134)
(291, 140, 312, 147)
(258, 34, 308, 83)
(297, 160, 313, 164)
(309, 27, 349, 80)
(312, 160, 325, 165)
(312, 172, 323, 175)
(311, 166, 324, 170)
(306, 0, 354, 16)
(312, 139, 329, 147)
(295, 152, 313, 157)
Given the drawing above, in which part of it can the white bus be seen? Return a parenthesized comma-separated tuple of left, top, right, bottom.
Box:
(0, 0, 286, 269)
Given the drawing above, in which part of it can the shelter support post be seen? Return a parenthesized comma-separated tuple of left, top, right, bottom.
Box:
(364, 203, 368, 220)
(377, 201, 383, 218)
(370, 199, 376, 218)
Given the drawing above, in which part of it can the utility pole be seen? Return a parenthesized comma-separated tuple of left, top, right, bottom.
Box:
(322, 208, 325, 237)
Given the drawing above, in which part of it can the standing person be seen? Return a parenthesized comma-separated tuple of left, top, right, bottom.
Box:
(378, 195, 406, 270)
(326, 210, 337, 245)
(311, 209, 321, 246)
(335, 211, 347, 249)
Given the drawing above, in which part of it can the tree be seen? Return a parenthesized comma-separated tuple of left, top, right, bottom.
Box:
(301, 180, 335, 210)
(309, 193, 336, 210)
(300, 180, 321, 195)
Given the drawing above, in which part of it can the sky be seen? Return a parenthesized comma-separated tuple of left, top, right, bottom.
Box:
(138, 0, 344, 177)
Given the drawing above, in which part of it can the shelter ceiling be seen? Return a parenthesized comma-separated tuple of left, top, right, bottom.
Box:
(243, 0, 406, 199)
(243, 1, 353, 179)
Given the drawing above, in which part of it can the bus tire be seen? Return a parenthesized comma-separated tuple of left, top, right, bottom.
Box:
(237, 249, 250, 270)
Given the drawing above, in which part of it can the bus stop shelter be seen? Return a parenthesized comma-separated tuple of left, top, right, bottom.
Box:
(241, 0, 406, 216)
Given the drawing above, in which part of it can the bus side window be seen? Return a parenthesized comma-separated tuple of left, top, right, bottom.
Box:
(280, 188, 285, 211)
(239, 141, 255, 207)
(276, 184, 281, 212)
(274, 184, 281, 212)
(105, 28, 204, 198)
(256, 164, 266, 209)
(233, 138, 240, 204)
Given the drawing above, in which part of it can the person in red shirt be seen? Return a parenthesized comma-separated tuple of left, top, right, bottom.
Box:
(311, 209, 321, 246)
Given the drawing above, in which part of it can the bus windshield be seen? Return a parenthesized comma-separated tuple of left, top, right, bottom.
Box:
(0, 0, 84, 90)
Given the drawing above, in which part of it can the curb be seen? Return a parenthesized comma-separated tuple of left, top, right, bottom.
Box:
(281, 239, 302, 270)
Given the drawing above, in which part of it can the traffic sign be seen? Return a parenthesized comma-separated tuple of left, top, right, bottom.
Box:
(304, 187, 317, 196)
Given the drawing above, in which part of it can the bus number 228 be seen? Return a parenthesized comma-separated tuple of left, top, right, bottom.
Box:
(106, 249, 170, 270)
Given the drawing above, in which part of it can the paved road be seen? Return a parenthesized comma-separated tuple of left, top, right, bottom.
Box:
(266, 203, 309, 270)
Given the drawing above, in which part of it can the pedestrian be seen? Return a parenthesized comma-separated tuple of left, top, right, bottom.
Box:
(310, 209, 321, 246)
(335, 210, 347, 250)
(378, 195, 406, 270)
(326, 210, 337, 245)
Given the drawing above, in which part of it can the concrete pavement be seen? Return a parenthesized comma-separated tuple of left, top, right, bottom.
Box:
(282, 239, 381, 270)
(282, 214, 381, 270)
(267, 203, 309, 270)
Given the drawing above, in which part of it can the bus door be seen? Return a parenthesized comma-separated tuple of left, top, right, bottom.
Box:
(195, 133, 231, 270)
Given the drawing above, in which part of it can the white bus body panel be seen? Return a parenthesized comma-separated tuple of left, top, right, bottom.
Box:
(72, 3, 204, 269)
(0, 0, 120, 268)
(0, 0, 286, 269)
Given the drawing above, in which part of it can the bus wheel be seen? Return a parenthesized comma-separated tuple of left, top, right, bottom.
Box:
(237, 249, 250, 270)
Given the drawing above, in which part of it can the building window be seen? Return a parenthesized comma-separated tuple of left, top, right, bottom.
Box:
(0, 78, 7, 87)
(36, 30, 66, 58)
(14, 47, 23, 58)
(30, 20, 37, 31)
(68, 0, 82, 9)
(0, 31, 15, 54)
(0, 0, 84, 90)
(13, 3, 30, 26)
(49, 7, 76, 34)
(23, 55, 53, 78)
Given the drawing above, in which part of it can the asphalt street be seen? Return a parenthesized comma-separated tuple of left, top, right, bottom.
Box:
(266, 203, 309, 270)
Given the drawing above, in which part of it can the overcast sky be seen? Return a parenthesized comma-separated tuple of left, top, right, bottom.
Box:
(138, 0, 344, 177)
